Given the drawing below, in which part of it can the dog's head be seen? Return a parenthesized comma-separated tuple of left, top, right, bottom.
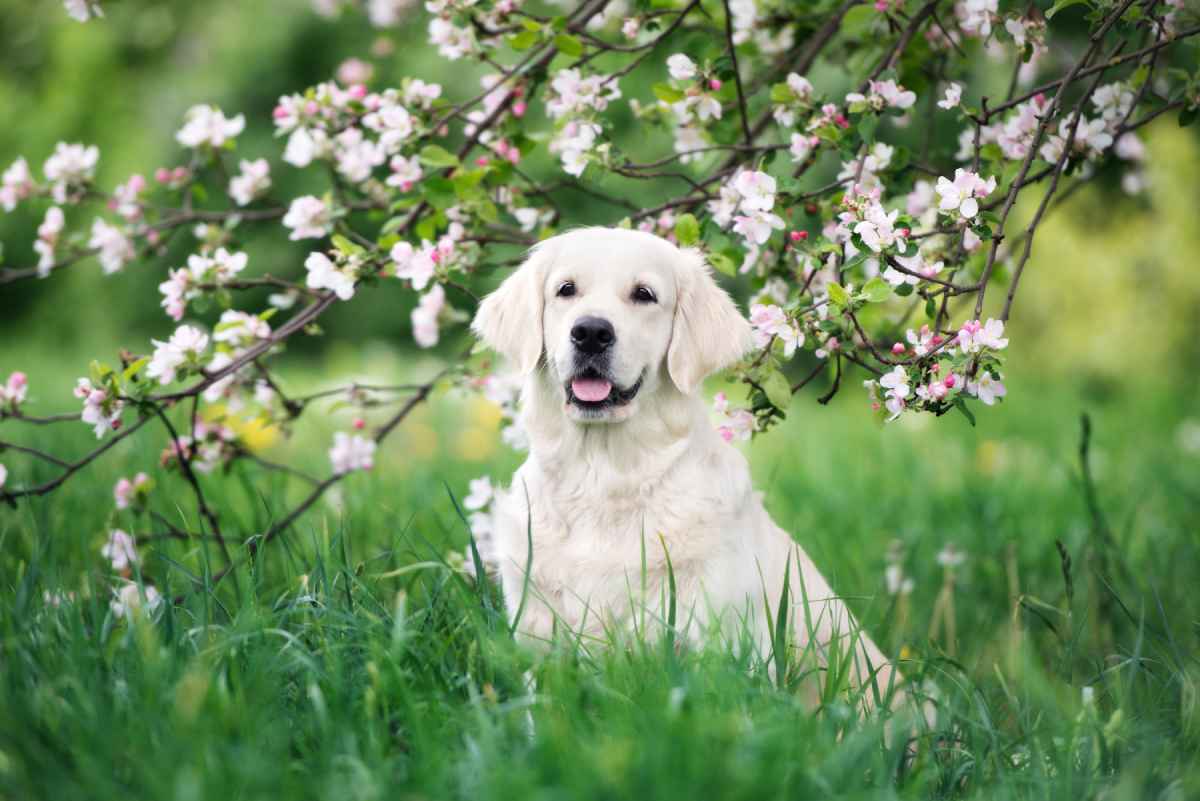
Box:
(472, 227, 753, 423)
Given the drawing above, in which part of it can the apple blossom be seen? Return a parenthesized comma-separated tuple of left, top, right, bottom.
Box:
(846, 79, 916, 112)
(333, 127, 387, 182)
(789, 133, 818, 163)
(1040, 116, 1113, 164)
(1, 371, 28, 409)
(101, 528, 139, 571)
(411, 284, 446, 348)
(283, 127, 330, 168)
(956, 0, 998, 37)
(88, 218, 135, 275)
(386, 154, 423, 190)
(228, 158, 271, 206)
(63, 0, 103, 22)
(550, 120, 602, 178)
(283, 195, 333, 240)
(0, 463, 6, 489)
(213, 309, 271, 349)
(732, 170, 777, 212)
(937, 83, 963, 110)
(733, 210, 785, 246)
(114, 472, 151, 510)
(34, 206, 65, 278)
(176, 104, 246, 149)
(427, 17, 475, 60)
(391, 240, 436, 290)
(852, 202, 905, 254)
(74, 378, 124, 438)
(666, 53, 698, 82)
(957, 318, 1008, 353)
(749, 303, 803, 357)
(305, 252, 357, 300)
(336, 58, 374, 86)
(968, 372, 1007, 405)
(330, 432, 377, 474)
(43, 142, 99, 202)
(147, 325, 210, 385)
(935, 168, 996, 221)
(111, 582, 162, 619)
(1, 157, 34, 211)
(546, 69, 621, 120)
(110, 174, 145, 221)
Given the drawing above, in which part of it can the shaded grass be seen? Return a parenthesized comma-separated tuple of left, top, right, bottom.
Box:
(1, 370, 1199, 800)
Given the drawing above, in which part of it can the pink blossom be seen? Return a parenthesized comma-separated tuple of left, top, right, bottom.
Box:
(101, 529, 138, 571)
(329, 432, 377, 474)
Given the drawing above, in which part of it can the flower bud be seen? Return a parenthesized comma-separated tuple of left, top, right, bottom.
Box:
(353, 418, 365, 430)
(709, 79, 722, 91)
(512, 101, 528, 118)
(891, 342, 906, 355)
(943, 375, 956, 388)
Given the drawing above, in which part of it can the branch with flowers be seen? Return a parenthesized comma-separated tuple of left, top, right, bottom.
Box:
(2, 0, 1198, 608)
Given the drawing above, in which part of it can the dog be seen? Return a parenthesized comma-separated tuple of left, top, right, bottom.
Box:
(470, 227, 899, 706)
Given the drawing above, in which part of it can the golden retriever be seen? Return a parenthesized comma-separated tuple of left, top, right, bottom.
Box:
(471, 227, 898, 706)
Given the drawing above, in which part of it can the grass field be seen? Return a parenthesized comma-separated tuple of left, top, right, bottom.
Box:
(2, 358, 1199, 800)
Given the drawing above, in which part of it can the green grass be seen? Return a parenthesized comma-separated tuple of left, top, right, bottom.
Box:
(2, 365, 1199, 800)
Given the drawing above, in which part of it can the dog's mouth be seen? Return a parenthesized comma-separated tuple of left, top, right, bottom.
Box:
(565, 367, 643, 410)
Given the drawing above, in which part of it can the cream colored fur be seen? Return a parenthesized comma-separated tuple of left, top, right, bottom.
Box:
(472, 227, 898, 704)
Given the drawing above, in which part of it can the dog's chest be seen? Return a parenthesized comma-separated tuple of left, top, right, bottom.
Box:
(492, 457, 764, 639)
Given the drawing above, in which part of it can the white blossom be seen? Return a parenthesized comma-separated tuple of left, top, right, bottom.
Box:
(666, 53, 697, 81)
(411, 284, 446, 347)
(283, 195, 332, 240)
(228, 159, 271, 206)
(88, 219, 134, 275)
(329, 432, 377, 474)
(305, 252, 356, 300)
(146, 325, 209, 385)
(176, 105, 246, 149)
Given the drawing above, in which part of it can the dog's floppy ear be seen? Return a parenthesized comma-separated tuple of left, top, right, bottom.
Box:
(471, 241, 552, 374)
(667, 248, 754, 394)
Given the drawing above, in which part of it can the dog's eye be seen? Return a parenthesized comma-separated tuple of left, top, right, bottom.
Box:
(631, 285, 657, 304)
(556, 281, 576, 298)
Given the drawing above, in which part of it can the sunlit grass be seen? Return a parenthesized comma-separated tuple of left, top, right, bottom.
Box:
(2, 356, 1198, 799)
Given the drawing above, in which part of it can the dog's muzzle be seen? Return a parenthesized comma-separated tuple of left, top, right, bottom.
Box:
(565, 367, 643, 409)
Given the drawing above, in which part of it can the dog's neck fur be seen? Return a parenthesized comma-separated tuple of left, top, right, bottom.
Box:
(520, 365, 711, 494)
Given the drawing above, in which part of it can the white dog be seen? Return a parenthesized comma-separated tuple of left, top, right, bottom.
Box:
(471, 227, 898, 705)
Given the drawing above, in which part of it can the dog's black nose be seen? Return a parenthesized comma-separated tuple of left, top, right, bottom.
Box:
(570, 316, 615, 354)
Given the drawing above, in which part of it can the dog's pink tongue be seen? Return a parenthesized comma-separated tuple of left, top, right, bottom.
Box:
(571, 377, 612, 402)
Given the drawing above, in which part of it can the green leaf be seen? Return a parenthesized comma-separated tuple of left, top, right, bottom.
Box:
(331, 234, 364, 257)
(418, 144, 460, 169)
(862, 276, 892, 303)
(521, 18, 541, 32)
(1046, 0, 1089, 19)
(122, 357, 148, 383)
(507, 30, 539, 51)
(1179, 106, 1198, 128)
(826, 282, 849, 309)
(674, 214, 700, 247)
(652, 83, 686, 104)
(858, 114, 879, 146)
(553, 34, 583, 57)
(769, 83, 793, 104)
(954, 397, 976, 427)
(421, 177, 457, 209)
(709, 252, 737, 277)
(761, 368, 792, 411)
(925, 296, 937, 319)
